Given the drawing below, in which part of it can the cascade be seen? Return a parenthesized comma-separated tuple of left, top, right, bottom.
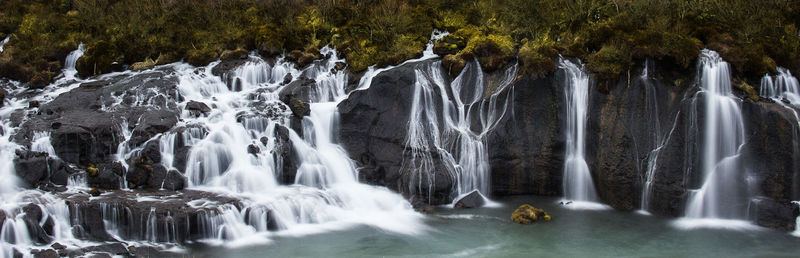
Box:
(639, 61, 664, 213)
(61, 43, 85, 81)
(678, 50, 751, 228)
(559, 57, 603, 208)
(760, 68, 800, 105)
(0, 39, 433, 255)
(401, 57, 516, 205)
(0, 36, 9, 53)
(761, 70, 800, 236)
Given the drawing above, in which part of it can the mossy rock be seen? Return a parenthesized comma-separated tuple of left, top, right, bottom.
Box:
(220, 48, 249, 61)
(28, 72, 51, 89)
(442, 54, 467, 79)
(461, 33, 515, 73)
(76, 40, 118, 77)
(155, 52, 179, 65)
(518, 38, 558, 79)
(587, 44, 631, 81)
(129, 57, 156, 71)
(186, 48, 219, 67)
(734, 78, 760, 101)
(511, 204, 550, 224)
(287, 49, 320, 69)
(89, 188, 101, 196)
(433, 34, 466, 56)
(86, 164, 99, 177)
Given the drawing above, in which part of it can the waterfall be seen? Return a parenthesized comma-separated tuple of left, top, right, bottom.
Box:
(0, 35, 9, 53)
(760, 68, 800, 105)
(0, 39, 433, 254)
(401, 59, 516, 206)
(639, 61, 672, 214)
(61, 43, 85, 81)
(676, 49, 752, 229)
(171, 46, 424, 243)
(762, 69, 800, 236)
(559, 57, 604, 208)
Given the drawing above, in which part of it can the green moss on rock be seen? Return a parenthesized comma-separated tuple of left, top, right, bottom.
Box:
(186, 48, 219, 67)
(518, 38, 558, 79)
(511, 204, 551, 224)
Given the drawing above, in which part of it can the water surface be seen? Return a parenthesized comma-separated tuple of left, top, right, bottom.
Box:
(179, 195, 800, 257)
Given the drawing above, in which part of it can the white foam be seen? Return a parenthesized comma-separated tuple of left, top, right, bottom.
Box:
(556, 200, 612, 211)
(672, 218, 763, 231)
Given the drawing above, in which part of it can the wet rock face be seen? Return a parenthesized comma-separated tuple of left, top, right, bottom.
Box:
(273, 125, 298, 184)
(487, 74, 565, 197)
(87, 162, 124, 190)
(185, 100, 211, 117)
(338, 60, 454, 205)
(454, 190, 485, 208)
(279, 76, 318, 118)
(751, 197, 800, 230)
(13, 150, 76, 188)
(129, 109, 179, 147)
(14, 69, 180, 167)
(61, 190, 253, 243)
(585, 69, 694, 211)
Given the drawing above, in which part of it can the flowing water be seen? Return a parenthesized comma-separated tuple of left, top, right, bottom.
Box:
(0, 44, 427, 256)
(558, 57, 603, 208)
(402, 58, 516, 205)
(678, 49, 750, 228)
(0, 36, 9, 53)
(179, 196, 800, 258)
(761, 69, 800, 237)
(761, 68, 800, 106)
(1, 36, 799, 257)
(60, 43, 84, 82)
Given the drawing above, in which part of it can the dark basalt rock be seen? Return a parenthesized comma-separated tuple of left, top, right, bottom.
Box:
(273, 125, 298, 184)
(13, 69, 179, 166)
(338, 59, 454, 204)
(168, 125, 208, 173)
(279, 77, 315, 117)
(585, 67, 694, 211)
(247, 144, 260, 154)
(87, 162, 124, 190)
(454, 190, 485, 208)
(487, 74, 565, 198)
(31, 249, 58, 258)
(22, 204, 52, 244)
(751, 197, 800, 230)
(0, 210, 5, 230)
(49, 112, 122, 165)
(61, 189, 246, 243)
(13, 151, 51, 188)
(129, 109, 179, 147)
(13, 150, 76, 188)
(162, 169, 187, 190)
(82, 243, 129, 255)
(0, 87, 7, 108)
(185, 100, 211, 117)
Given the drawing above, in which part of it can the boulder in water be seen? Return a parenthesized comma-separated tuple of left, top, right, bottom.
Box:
(13, 151, 50, 188)
(454, 190, 485, 208)
(129, 109, 178, 147)
(185, 100, 211, 117)
(0, 87, 6, 107)
(162, 169, 186, 190)
(31, 249, 58, 258)
(13, 151, 76, 188)
(247, 144, 260, 154)
(511, 204, 551, 224)
(87, 162, 124, 189)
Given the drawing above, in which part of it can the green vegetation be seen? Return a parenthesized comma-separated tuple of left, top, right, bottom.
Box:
(0, 0, 798, 85)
